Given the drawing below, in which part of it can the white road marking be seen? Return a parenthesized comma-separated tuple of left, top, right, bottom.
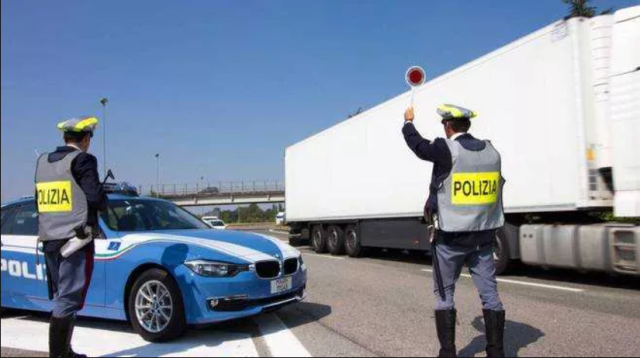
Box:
(269, 229, 290, 236)
(421, 269, 585, 293)
(1, 317, 259, 357)
(303, 253, 345, 260)
(254, 314, 312, 357)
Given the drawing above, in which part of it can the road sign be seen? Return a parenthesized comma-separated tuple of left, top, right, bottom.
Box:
(406, 66, 426, 87)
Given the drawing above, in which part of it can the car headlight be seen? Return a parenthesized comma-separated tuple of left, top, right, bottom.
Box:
(184, 260, 249, 278)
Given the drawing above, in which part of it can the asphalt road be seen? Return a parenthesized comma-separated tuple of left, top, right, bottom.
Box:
(2, 229, 639, 357)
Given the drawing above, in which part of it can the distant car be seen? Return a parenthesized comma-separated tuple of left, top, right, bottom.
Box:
(201, 216, 219, 222)
(1, 195, 307, 342)
(204, 219, 228, 230)
(198, 187, 220, 195)
(276, 212, 286, 226)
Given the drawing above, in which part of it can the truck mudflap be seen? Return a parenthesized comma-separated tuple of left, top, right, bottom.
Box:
(520, 224, 639, 276)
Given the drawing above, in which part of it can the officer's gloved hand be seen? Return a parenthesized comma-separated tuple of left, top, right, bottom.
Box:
(74, 226, 91, 240)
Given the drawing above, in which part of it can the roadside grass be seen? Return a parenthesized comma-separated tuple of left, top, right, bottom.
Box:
(227, 222, 290, 230)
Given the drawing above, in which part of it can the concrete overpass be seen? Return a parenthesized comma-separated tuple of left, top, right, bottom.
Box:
(139, 181, 285, 207)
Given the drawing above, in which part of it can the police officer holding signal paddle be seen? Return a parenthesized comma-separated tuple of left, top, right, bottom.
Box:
(403, 104, 506, 358)
(35, 117, 108, 358)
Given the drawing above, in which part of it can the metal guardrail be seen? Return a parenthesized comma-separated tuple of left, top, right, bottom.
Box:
(139, 181, 285, 198)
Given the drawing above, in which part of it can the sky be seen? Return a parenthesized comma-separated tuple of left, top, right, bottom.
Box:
(2, 0, 637, 202)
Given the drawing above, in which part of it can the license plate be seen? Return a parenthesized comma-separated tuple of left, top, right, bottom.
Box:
(270, 277, 293, 295)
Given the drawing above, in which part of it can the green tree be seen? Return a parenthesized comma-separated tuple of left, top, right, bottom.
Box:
(562, 0, 614, 19)
(235, 204, 267, 223)
(219, 210, 238, 223)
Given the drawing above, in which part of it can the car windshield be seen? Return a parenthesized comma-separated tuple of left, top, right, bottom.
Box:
(101, 199, 210, 232)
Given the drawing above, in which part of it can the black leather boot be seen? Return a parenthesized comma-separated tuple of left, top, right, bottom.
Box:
(435, 310, 457, 358)
(483, 310, 506, 358)
(49, 316, 73, 358)
(68, 349, 87, 358)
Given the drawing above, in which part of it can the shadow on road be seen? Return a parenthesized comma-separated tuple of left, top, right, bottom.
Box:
(458, 316, 544, 358)
(275, 301, 333, 330)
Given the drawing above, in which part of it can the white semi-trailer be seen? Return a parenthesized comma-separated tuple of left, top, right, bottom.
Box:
(285, 7, 640, 276)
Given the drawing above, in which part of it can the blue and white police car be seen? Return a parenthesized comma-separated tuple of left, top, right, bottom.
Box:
(1, 191, 307, 342)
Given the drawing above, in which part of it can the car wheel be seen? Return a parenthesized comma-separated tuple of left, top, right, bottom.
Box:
(128, 268, 187, 343)
(327, 226, 346, 256)
(494, 229, 511, 276)
(311, 226, 328, 254)
(345, 225, 363, 258)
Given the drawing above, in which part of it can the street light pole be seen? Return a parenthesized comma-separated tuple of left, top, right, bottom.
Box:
(100, 97, 109, 176)
(155, 153, 160, 197)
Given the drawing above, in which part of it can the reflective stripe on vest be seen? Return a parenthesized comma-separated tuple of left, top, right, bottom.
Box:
(436, 139, 505, 232)
(35, 151, 89, 242)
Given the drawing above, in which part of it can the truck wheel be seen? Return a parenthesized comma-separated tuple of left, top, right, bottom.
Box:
(327, 226, 346, 256)
(289, 235, 303, 247)
(312, 226, 328, 254)
(345, 225, 363, 258)
(128, 268, 187, 343)
(494, 229, 511, 276)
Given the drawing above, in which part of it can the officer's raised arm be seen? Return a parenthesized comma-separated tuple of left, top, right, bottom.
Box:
(402, 107, 448, 164)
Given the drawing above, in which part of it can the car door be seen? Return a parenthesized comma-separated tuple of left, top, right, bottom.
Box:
(1, 204, 19, 306)
(1, 202, 46, 310)
(85, 225, 107, 310)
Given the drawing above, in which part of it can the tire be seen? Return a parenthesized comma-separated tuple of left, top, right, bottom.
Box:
(327, 226, 346, 256)
(289, 236, 303, 247)
(311, 226, 328, 254)
(494, 229, 511, 276)
(128, 268, 187, 343)
(345, 225, 363, 258)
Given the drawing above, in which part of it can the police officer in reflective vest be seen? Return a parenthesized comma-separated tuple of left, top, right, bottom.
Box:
(403, 104, 506, 358)
(35, 117, 108, 358)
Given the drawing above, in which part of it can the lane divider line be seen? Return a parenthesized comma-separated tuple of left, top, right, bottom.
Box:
(269, 229, 290, 236)
(421, 269, 585, 293)
(254, 313, 312, 357)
